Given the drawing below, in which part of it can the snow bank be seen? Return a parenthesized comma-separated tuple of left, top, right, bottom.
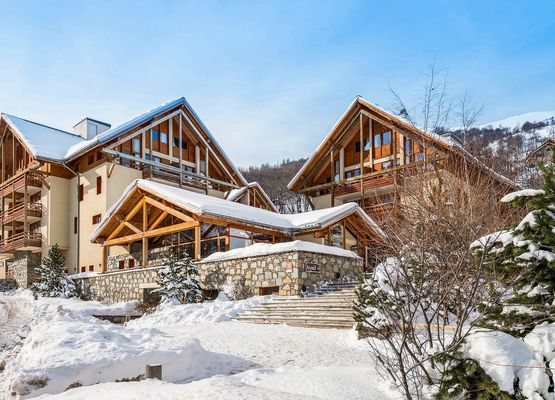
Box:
(34, 366, 397, 400)
(202, 240, 360, 263)
(128, 296, 269, 328)
(524, 323, 555, 363)
(35, 296, 140, 317)
(501, 189, 545, 203)
(4, 309, 251, 398)
(465, 330, 550, 398)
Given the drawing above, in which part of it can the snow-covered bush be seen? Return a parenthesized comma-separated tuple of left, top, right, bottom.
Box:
(153, 249, 202, 304)
(31, 244, 76, 298)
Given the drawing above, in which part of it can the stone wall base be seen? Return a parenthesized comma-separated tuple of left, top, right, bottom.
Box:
(73, 250, 363, 303)
(8, 252, 41, 289)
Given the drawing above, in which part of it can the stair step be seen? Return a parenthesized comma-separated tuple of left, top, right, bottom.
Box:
(256, 305, 353, 310)
(243, 311, 354, 316)
(235, 315, 354, 322)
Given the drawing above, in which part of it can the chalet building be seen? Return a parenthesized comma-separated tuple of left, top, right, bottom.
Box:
(525, 138, 555, 166)
(288, 97, 518, 224)
(0, 97, 381, 292)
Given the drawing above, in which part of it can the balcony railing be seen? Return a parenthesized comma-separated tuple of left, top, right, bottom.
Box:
(0, 232, 42, 253)
(0, 171, 42, 197)
(2, 202, 42, 225)
(142, 164, 211, 191)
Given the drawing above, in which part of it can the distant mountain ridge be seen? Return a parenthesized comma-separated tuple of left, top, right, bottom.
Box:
(464, 110, 555, 187)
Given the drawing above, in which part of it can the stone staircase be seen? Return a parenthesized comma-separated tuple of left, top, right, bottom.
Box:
(233, 281, 358, 329)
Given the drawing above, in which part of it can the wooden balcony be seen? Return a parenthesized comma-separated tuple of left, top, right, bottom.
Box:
(363, 202, 396, 222)
(2, 202, 42, 225)
(142, 164, 210, 192)
(0, 232, 42, 253)
(0, 171, 42, 198)
(335, 174, 395, 197)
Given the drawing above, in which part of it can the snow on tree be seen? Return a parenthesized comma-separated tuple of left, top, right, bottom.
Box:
(153, 248, 202, 304)
(31, 244, 76, 298)
(472, 150, 555, 335)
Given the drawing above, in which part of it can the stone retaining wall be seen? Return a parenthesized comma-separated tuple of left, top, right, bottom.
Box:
(74, 249, 363, 302)
(74, 266, 161, 302)
(198, 250, 363, 296)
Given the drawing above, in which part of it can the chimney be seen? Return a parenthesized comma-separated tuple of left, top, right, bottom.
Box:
(73, 118, 111, 140)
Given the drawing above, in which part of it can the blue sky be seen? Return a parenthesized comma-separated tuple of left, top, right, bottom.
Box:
(0, 0, 553, 166)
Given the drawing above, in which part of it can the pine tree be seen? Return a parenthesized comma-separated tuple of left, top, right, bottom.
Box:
(153, 248, 202, 304)
(473, 147, 555, 335)
(32, 244, 76, 298)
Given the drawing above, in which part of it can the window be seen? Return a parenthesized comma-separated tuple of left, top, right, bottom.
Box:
(382, 161, 392, 170)
(374, 134, 381, 148)
(128, 259, 135, 269)
(160, 132, 168, 144)
(355, 141, 361, 153)
(346, 168, 361, 179)
(132, 138, 141, 153)
(81, 266, 86, 273)
(334, 160, 340, 182)
(88, 265, 94, 272)
(383, 131, 391, 145)
(363, 137, 370, 151)
(118, 260, 125, 270)
(405, 139, 412, 164)
(96, 176, 102, 195)
(78, 184, 84, 202)
(152, 130, 159, 141)
(153, 156, 161, 163)
(92, 214, 101, 224)
(74, 217, 78, 234)
(173, 137, 188, 149)
(199, 160, 207, 175)
(415, 153, 425, 162)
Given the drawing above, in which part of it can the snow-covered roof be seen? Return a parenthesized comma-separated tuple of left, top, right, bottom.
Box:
(2, 114, 85, 162)
(225, 182, 278, 212)
(64, 97, 185, 160)
(200, 240, 361, 263)
(91, 179, 383, 241)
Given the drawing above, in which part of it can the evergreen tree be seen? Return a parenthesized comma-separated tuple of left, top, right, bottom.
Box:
(153, 248, 202, 304)
(473, 148, 555, 335)
(32, 244, 76, 298)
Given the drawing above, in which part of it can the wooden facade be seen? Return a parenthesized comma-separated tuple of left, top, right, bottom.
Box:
(289, 97, 518, 224)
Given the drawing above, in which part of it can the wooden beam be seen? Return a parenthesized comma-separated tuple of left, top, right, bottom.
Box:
(194, 224, 201, 260)
(143, 196, 195, 222)
(124, 221, 142, 235)
(101, 246, 106, 273)
(142, 199, 147, 267)
(106, 197, 145, 240)
(360, 113, 364, 203)
(104, 221, 199, 247)
(149, 210, 168, 230)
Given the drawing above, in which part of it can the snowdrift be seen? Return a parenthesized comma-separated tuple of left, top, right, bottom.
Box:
(3, 305, 253, 398)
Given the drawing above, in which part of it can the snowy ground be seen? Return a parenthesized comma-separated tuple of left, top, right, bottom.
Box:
(0, 291, 397, 400)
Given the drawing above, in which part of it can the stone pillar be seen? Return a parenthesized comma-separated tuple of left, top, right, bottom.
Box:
(9, 251, 41, 288)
